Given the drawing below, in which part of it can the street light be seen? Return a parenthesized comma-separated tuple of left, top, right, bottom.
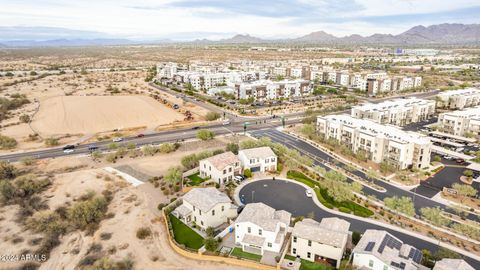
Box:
(252, 190, 255, 203)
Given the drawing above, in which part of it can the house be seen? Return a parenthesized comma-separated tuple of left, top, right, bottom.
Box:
(235, 203, 291, 255)
(199, 151, 241, 185)
(352, 230, 424, 270)
(433, 259, 474, 270)
(238, 147, 277, 172)
(291, 218, 351, 268)
(172, 187, 237, 230)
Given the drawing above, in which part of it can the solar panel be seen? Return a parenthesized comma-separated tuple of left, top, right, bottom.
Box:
(365, 242, 375, 251)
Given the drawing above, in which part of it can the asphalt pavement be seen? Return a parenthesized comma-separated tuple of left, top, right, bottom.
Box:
(239, 179, 480, 269)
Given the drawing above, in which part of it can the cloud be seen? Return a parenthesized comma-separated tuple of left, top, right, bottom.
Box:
(0, 0, 478, 40)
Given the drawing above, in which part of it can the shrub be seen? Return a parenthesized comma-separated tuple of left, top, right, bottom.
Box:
(226, 143, 239, 154)
(196, 129, 215, 140)
(158, 143, 177, 154)
(205, 112, 221, 121)
(67, 196, 108, 231)
(19, 114, 30, 123)
(44, 137, 59, 147)
(204, 237, 219, 252)
(136, 227, 152, 239)
(243, 168, 252, 178)
(338, 207, 352, 213)
(206, 227, 215, 237)
(157, 203, 166, 211)
(20, 157, 34, 166)
(0, 135, 17, 149)
(0, 161, 17, 179)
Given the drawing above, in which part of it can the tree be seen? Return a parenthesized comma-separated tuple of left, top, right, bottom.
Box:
(433, 155, 442, 162)
(158, 143, 177, 153)
(452, 223, 480, 240)
(365, 169, 379, 182)
(420, 207, 451, 227)
(206, 227, 215, 237)
(164, 166, 182, 185)
(463, 170, 473, 179)
(196, 129, 215, 140)
(321, 169, 362, 202)
(205, 112, 221, 121)
(383, 196, 415, 216)
(452, 183, 477, 202)
(226, 143, 239, 154)
(204, 237, 219, 252)
(142, 145, 157, 156)
(300, 124, 316, 138)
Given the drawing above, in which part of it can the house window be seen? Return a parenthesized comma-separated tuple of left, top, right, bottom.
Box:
(258, 229, 262, 236)
(307, 252, 311, 259)
(194, 216, 197, 222)
(223, 169, 226, 174)
(221, 206, 224, 211)
(199, 210, 202, 216)
(292, 248, 296, 254)
(369, 260, 374, 267)
(212, 210, 215, 216)
(229, 167, 232, 172)
(193, 206, 196, 211)
(248, 227, 251, 233)
(293, 236, 297, 243)
(267, 242, 272, 248)
(201, 221, 204, 226)
(308, 240, 312, 247)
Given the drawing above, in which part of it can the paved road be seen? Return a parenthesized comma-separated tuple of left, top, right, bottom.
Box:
(250, 129, 480, 222)
(239, 179, 480, 269)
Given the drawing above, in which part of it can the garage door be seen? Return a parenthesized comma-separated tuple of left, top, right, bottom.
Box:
(250, 166, 261, 172)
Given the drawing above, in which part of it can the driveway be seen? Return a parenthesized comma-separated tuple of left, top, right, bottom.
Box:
(238, 179, 480, 269)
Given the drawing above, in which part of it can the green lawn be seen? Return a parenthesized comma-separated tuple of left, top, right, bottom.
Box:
(168, 214, 204, 250)
(187, 173, 206, 186)
(284, 254, 297, 261)
(300, 260, 333, 270)
(230, 247, 262, 262)
(287, 170, 373, 217)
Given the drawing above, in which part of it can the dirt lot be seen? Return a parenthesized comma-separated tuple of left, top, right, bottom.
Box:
(31, 95, 185, 136)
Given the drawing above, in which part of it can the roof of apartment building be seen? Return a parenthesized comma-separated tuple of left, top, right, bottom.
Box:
(292, 218, 350, 248)
(319, 217, 351, 233)
(353, 230, 422, 270)
(239, 147, 276, 160)
(433, 259, 474, 270)
(437, 88, 480, 97)
(201, 151, 240, 171)
(183, 187, 232, 212)
(318, 114, 431, 145)
(439, 106, 480, 118)
(352, 97, 434, 112)
(236, 202, 291, 231)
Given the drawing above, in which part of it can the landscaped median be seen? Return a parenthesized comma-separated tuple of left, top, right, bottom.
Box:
(286, 170, 374, 218)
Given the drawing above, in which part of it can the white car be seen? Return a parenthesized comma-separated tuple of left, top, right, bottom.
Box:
(63, 149, 74, 154)
(234, 175, 243, 182)
(112, 137, 123, 142)
(305, 189, 313, 198)
(222, 120, 231, 125)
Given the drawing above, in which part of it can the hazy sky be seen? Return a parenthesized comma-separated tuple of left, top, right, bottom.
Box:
(0, 0, 479, 40)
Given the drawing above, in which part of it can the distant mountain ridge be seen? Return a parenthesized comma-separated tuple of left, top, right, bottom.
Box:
(0, 23, 479, 47)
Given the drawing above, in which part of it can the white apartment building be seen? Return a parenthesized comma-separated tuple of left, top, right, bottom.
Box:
(291, 218, 351, 269)
(172, 187, 237, 230)
(316, 115, 432, 169)
(437, 106, 480, 137)
(290, 67, 303, 78)
(366, 72, 388, 80)
(433, 259, 474, 270)
(436, 88, 480, 109)
(336, 72, 350, 86)
(157, 62, 178, 79)
(235, 203, 291, 255)
(238, 147, 277, 172)
(323, 71, 337, 83)
(199, 151, 241, 185)
(351, 98, 436, 126)
(352, 230, 424, 270)
(235, 79, 312, 100)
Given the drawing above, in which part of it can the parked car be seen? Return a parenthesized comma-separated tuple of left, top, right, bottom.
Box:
(112, 137, 123, 142)
(222, 120, 231, 125)
(63, 149, 74, 154)
(234, 175, 243, 182)
(137, 133, 145, 138)
(62, 144, 75, 150)
(305, 189, 313, 198)
(456, 159, 465, 164)
(173, 104, 180, 109)
(444, 156, 454, 160)
(192, 126, 200, 130)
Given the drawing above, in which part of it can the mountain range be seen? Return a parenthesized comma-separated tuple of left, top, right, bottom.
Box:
(0, 23, 479, 47)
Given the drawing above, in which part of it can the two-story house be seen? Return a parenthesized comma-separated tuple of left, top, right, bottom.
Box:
(199, 151, 241, 185)
(238, 147, 277, 172)
(172, 187, 237, 230)
(235, 203, 291, 255)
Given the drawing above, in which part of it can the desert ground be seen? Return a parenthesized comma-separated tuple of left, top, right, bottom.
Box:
(0, 66, 210, 152)
(0, 135, 249, 270)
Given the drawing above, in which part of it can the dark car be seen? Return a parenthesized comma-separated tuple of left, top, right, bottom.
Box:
(192, 126, 200, 130)
(137, 133, 145, 138)
(62, 145, 75, 150)
(88, 145, 99, 151)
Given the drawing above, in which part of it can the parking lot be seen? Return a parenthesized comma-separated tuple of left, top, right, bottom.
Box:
(402, 117, 437, 132)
